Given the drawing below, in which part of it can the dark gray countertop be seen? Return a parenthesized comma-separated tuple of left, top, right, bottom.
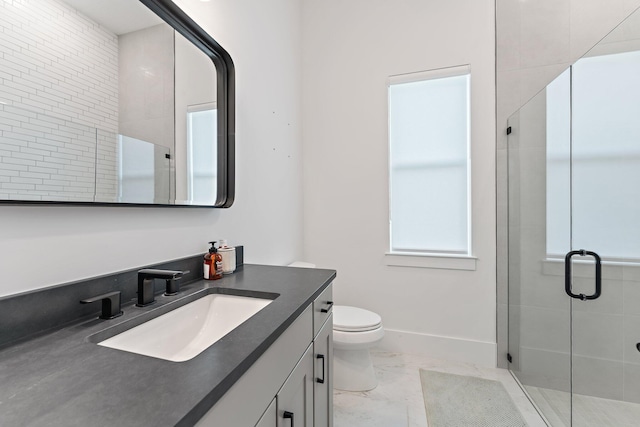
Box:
(0, 264, 336, 426)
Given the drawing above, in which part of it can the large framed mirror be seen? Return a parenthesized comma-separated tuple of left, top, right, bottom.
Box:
(0, 0, 235, 207)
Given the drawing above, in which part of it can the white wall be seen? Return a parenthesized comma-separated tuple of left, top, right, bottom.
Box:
(302, 0, 497, 366)
(118, 24, 175, 151)
(0, 0, 303, 297)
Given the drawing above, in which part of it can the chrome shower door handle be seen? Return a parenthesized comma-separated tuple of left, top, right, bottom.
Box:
(564, 250, 602, 300)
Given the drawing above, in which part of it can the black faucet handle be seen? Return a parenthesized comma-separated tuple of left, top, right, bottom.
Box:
(164, 277, 183, 296)
(137, 268, 185, 279)
(80, 291, 123, 320)
(164, 270, 190, 296)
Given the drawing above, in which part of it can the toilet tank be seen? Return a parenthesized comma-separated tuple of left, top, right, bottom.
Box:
(287, 261, 317, 268)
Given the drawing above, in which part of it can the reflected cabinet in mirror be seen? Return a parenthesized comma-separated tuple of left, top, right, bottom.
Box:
(0, 0, 235, 207)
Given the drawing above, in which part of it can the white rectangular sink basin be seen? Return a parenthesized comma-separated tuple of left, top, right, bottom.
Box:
(99, 294, 272, 362)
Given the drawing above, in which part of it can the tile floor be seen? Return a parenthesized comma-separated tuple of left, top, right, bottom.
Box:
(526, 386, 640, 427)
(333, 350, 548, 427)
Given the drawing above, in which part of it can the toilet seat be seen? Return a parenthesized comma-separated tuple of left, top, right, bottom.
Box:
(333, 306, 382, 332)
(333, 327, 385, 349)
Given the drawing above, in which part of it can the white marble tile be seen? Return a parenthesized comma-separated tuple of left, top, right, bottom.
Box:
(572, 311, 624, 361)
(334, 351, 547, 427)
(518, 62, 572, 111)
(569, 0, 640, 60)
(572, 356, 624, 401)
(519, 305, 571, 354)
(571, 278, 623, 316)
(334, 389, 417, 427)
(525, 386, 571, 427)
(497, 68, 524, 123)
(518, 346, 571, 392)
(624, 363, 640, 404)
(623, 315, 640, 365)
(623, 280, 640, 317)
(527, 384, 640, 427)
(496, 0, 522, 72)
(519, 0, 571, 69)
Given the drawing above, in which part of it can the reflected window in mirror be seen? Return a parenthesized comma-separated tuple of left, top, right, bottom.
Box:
(187, 103, 217, 205)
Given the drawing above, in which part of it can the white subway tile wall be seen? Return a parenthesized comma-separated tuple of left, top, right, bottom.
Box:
(0, 0, 119, 201)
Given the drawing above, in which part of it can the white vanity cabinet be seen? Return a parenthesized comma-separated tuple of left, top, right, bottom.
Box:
(313, 313, 333, 427)
(256, 399, 277, 427)
(313, 284, 333, 337)
(276, 284, 333, 427)
(277, 346, 314, 427)
(195, 283, 333, 427)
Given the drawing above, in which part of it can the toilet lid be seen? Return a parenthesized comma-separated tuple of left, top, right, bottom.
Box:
(333, 305, 382, 332)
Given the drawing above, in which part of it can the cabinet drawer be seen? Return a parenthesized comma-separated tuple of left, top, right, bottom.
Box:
(313, 283, 333, 338)
(314, 313, 333, 427)
(255, 398, 276, 427)
(277, 344, 314, 427)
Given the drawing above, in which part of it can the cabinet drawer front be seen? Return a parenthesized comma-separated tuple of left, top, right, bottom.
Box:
(314, 314, 333, 427)
(277, 345, 314, 427)
(255, 398, 276, 427)
(313, 283, 333, 338)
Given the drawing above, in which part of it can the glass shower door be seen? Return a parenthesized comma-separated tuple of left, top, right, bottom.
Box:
(507, 77, 573, 426)
(567, 49, 640, 427)
(508, 42, 640, 426)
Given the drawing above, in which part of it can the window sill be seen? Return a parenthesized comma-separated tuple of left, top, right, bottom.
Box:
(541, 256, 640, 279)
(384, 252, 477, 271)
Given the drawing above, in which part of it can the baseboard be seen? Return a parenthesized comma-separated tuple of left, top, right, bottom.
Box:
(376, 328, 497, 367)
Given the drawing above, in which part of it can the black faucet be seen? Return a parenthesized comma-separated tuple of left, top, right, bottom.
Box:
(80, 291, 123, 320)
(136, 269, 185, 307)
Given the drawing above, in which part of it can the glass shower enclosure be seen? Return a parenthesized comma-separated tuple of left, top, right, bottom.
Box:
(507, 8, 640, 427)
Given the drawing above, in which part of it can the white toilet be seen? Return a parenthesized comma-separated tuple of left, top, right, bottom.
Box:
(332, 305, 384, 391)
(287, 262, 384, 392)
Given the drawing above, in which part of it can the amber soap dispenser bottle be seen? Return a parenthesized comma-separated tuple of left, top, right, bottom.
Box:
(204, 241, 223, 280)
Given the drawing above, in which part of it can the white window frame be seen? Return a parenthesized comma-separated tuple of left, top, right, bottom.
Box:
(385, 65, 476, 271)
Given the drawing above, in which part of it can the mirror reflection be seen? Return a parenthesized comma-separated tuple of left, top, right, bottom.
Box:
(0, 0, 219, 205)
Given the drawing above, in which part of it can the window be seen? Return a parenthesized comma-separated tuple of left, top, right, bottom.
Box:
(388, 66, 471, 257)
(546, 50, 640, 261)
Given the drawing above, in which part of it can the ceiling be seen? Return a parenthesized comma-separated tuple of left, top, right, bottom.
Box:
(62, 0, 163, 35)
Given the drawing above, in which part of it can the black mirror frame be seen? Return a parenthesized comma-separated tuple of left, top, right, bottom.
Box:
(0, 0, 235, 208)
(141, 0, 235, 208)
